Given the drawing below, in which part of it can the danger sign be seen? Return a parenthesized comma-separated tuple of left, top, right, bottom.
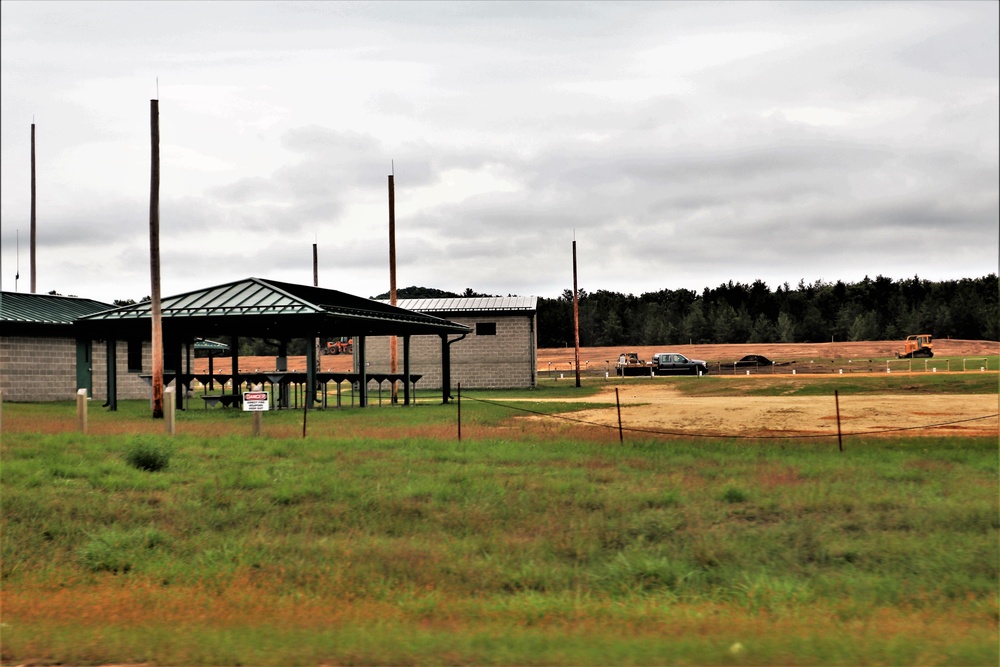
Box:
(242, 391, 270, 411)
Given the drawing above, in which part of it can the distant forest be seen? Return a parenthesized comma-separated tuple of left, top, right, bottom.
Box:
(385, 274, 1000, 347)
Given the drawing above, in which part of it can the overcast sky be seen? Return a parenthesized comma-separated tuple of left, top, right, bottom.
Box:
(1, 1, 997, 304)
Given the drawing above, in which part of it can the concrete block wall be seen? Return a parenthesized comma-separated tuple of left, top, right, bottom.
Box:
(0, 336, 151, 402)
(0, 336, 79, 402)
(91, 340, 153, 402)
(363, 314, 537, 389)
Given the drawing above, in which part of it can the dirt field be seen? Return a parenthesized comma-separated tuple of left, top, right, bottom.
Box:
(195, 340, 999, 375)
(526, 381, 999, 439)
(190, 340, 998, 439)
(536, 341, 998, 438)
(536, 339, 1000, 371)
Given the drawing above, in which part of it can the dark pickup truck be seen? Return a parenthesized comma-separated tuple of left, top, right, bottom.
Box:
(652, 353, 709, 376)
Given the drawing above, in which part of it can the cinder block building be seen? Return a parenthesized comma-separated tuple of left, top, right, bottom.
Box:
(1, 285, 536, 403)
(366, 296, 538, 389)
(0, 291, 150, 402)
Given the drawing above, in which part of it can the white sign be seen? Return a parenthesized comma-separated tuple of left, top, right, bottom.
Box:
(242, 391, 270, 411)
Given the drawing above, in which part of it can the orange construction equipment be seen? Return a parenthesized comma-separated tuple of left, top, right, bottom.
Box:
(323, 337, 354, 355)
(897, 334, 933, 358)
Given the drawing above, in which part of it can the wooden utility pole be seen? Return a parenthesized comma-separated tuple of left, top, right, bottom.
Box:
(149, 99, 164, 418)
(30, 123, 36, 293)
(573, 239, 581, 388)
(313, 243, 319, 286)
(313, 241, 320, 392)
(388, 171, 398, 403)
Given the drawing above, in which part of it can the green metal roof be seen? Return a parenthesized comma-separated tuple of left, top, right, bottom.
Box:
(1, 291, 114, 325)
(76, 278, 471, 339)
(381, 296, 538, 314)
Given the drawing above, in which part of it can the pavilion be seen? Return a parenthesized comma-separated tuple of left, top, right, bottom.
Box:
(75, 277, 472, 410)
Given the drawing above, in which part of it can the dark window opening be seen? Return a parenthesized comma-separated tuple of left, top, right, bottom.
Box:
(127, 339, 143, 372)
(475, 322, 497, 336)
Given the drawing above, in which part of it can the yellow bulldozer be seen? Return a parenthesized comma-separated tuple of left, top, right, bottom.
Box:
(897, 334, 933, 359)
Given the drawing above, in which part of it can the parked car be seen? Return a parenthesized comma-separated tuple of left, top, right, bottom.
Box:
(734, 354, 773, 367)
(654, 353, 708, 375)
(733, 354, 792, 367)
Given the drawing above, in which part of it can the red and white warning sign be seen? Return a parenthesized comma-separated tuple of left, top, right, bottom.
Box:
(242, 391, 270, 411)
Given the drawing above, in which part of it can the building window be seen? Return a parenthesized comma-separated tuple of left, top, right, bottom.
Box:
(127, 339, 143, 372)
(476, 322, 497, 336)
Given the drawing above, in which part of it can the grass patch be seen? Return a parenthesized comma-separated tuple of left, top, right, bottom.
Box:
(1, 395, 997, 666)
(124, 436, 173, 471)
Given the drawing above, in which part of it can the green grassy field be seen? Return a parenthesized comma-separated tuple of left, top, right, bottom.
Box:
(2, 376, 998, 665)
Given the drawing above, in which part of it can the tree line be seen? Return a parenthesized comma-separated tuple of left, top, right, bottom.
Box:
(536, 275, 999, 348)
(113, 274, 995, 358)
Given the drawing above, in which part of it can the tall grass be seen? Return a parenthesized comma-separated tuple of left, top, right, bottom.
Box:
(1, 397, 997, 665)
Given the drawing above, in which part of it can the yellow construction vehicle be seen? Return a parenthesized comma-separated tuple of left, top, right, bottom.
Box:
(897, 334, 933, 358)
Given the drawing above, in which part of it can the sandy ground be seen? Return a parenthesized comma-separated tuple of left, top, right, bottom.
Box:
(189, 340, 998, 439)
(536, 339, 1000, 370)
(529, 382, 999, 438)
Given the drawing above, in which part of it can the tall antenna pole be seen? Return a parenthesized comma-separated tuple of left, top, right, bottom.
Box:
(573, 236, 581, 388)
(149, 99, 164, 419)
(15, 229, 20, 292)
(388, 167, 399, 403)
(30, 122, 37, 293)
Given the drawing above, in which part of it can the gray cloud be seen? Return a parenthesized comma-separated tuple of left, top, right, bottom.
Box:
(2, 1, 996, 303)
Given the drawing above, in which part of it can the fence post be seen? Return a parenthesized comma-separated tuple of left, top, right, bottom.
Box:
(164, 386, 175, 435)
(615, 387, 623, 444)
(77, 388, 88, 434)
(457, 382, 462, 442)
(834, 390, 843, 453)
(0, 389, 4, 433)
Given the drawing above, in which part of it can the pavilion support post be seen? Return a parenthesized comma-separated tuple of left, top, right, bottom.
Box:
(305, 337, 317, 410)
(231, 335, 241, 399)
(277, 340, 289, 408)
(105, 338, 118, 411)
(184, 340, 192, 411)
(403, 335, 412, 406)
(440, 334, 451, 404)
(442, 333, 467, 404)
(357, 335, 367, 407)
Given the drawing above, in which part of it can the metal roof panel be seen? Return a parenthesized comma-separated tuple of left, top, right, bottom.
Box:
(383, 296, 537, 313)
(1, 291, 115, 324)
(75, 278, 471, 336)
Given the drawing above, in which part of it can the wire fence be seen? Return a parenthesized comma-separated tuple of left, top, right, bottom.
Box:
(460, 392, 1000, 442)
(539, 356, 999, 380)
